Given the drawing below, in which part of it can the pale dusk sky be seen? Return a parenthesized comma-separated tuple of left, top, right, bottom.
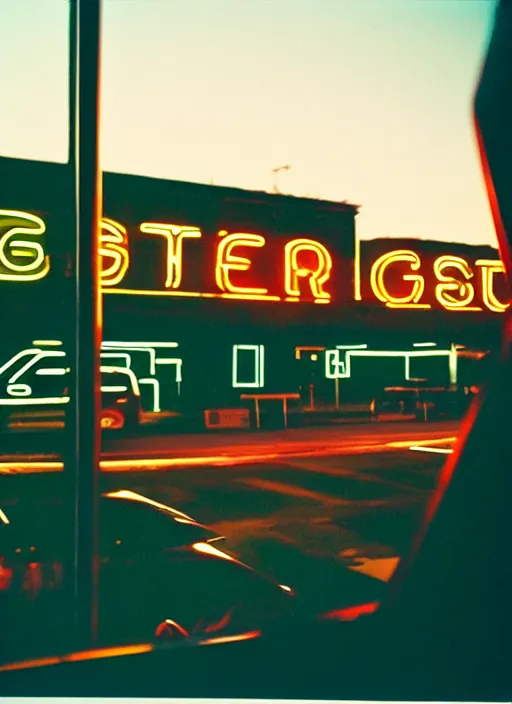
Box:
(0, 0, 499, 245)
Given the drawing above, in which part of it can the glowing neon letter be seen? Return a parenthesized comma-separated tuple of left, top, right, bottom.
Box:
(215, 232, 268, 295)
(0, 210, 49, 281)
(475, 259, 510, 313)
(100, 218, 130, 287)
(433, 255, 476, 310)
(284, 239, 332, 301)
(140, 222, 202, 289)
(370, 249, 428, 308)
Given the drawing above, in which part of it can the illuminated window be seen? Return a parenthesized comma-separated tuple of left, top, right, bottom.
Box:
(232, 345, 265, 388)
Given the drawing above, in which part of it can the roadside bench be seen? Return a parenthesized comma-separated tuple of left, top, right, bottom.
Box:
(240, 393, 301, 429)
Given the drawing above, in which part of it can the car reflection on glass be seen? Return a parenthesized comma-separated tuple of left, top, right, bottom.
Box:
(0, 490, 295, 662)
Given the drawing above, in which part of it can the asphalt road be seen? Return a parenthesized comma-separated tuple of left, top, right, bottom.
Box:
(98, 445, 447, 615)
(1, 422, 454, 616)
(1, 419, 458, 470)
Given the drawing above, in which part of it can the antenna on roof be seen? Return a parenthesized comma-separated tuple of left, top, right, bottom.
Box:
(272, 164, 291, 194)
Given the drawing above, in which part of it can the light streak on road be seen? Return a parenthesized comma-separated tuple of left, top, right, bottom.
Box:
(0, 427, 459, 474)
(386, 436, 456, 448)
(409, 445, 454, 455)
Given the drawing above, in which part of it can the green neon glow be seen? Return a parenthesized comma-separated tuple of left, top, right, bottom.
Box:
(233, 345, 265, 388)
(0, 343, 182, 414)
(335, 344, 368, 350)
(7, 383, 31, 397)
(35, 368, 67, 376)
(9, 351, 66, 384)
(413, 342, 437, 348)
(0, 210, 49, 281)
(100, 343, 181, 410)
(102, 345, 157, 374)
(0, 397, 70, 406)
(32, 340, 63, 347)
(0, 348, 42, 377)
(449, 344, 457, 385)
(104, 341, 178, 348)
(155, 358, 183, 383)
(101, 385, 128, 393)
(100, 365, 141, 397)
(139, 378, 161, 412)
(325, 348, 457, 384)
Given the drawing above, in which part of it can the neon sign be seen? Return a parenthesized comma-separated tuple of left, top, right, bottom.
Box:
(100, 218, 130, 287)
(0, 210, 50, 282)
(433, 256, 479, 311)
(232, 345, 265, 388)
(0, 341, 182, 414)
(367, 247, 509, 313)
(1, 206, 509, 313)
(0, 207, 336, 304)
(325, 347, 458, 385)
(140, 222, 202, 289)
(216, 232, 268, 296)
(370, 250, 429, 309)
(475, 259, 510, 313)
(284, 238, 332, 302)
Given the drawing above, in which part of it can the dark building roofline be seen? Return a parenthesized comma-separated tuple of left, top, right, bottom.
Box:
(0, 155, 360, 214)
(361, 236, 499, 254)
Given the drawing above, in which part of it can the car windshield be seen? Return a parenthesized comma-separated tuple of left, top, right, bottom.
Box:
(0, 0, 507, 687)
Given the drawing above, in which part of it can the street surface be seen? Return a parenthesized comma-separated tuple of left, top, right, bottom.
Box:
(2, 421, 456, 616)
(0, 420, 458, 471)
(99, 444, 448, 614)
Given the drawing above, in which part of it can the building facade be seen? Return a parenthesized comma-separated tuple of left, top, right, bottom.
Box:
(0, 156, 508, 430)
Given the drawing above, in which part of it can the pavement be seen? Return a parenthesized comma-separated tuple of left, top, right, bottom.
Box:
(1, 423, 453, 617)
(96, 445, 448, 613)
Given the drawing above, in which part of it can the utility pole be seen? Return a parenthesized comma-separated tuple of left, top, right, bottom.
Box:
(272, 164, 291, 194)
(68, 0, 103, 650)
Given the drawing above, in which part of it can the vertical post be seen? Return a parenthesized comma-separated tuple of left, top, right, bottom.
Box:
(68, 0, 76, 166)
(449, 343, 458, 386)
(335, 377, 340, 411)
(309, 383, 315, 410)
(283, 397, 288, 429)
(69, 0, 103, 649)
